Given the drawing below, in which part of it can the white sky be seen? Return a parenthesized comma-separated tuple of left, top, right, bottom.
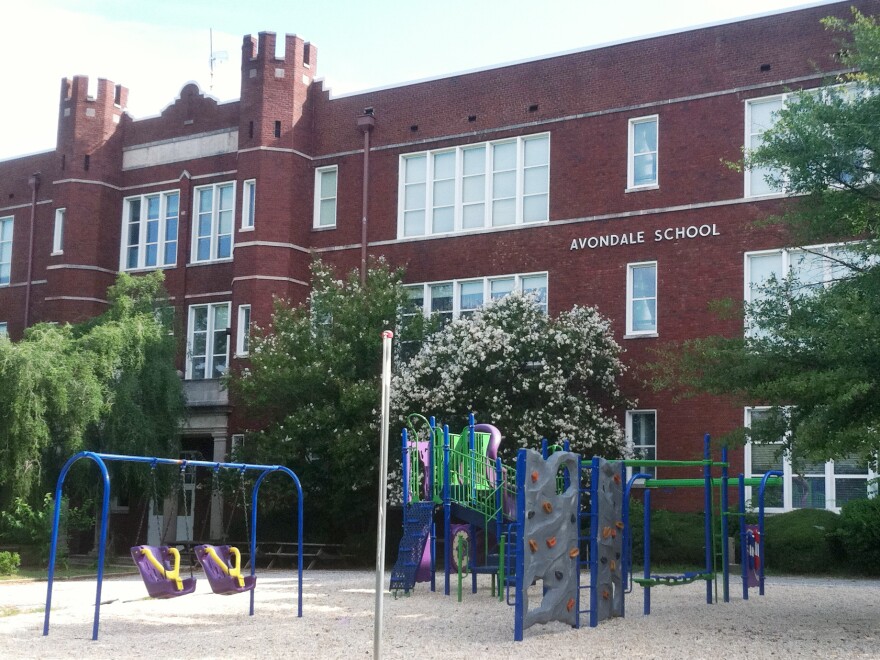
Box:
(2, 0, 837, 161)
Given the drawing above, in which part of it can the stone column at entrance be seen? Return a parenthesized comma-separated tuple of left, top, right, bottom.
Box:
(211, 435, 227, 539)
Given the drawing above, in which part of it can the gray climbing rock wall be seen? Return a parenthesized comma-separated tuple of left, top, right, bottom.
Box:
(595, 458, 623, 621)
(521, 449, 579, 631)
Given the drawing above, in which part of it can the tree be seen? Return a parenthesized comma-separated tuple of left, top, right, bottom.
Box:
(0, 271, 184, 507)
(652, 9, 880, 470)
(227, 258, 426, 544)
(393, 292, 630, 459)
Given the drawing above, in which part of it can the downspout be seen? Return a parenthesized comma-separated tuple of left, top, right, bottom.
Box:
(357, 112, 375, 287)
(24, 172, 41, 329)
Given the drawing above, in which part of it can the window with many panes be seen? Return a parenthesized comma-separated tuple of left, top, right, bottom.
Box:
(121, 191, 179, 270)
(405, 272, 548, 324)
(52, 208, 65, 254)
(192, 183, 234, 263)
(314, 166, 337, 228)
(626, 261, 657, 336)
(0, 216, 12, 285)
(745, 408, 875, 512)
(186, 302, 230, 380)
(241, 179, 256, 230)
(399, 134, 549, 238)
(236, 304, 251, 356)
(745, 96, 785, 197)
(626, 410, 657, 479)
(628, 116, 658, 189)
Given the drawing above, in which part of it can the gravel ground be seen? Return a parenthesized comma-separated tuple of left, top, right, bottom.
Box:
(0, 570, 877, 658)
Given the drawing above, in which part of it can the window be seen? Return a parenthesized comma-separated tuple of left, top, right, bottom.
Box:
(0, 216, 12, 285)
(626, 410, 657, 479)
(241, 179, 256, 230)
(121, 191, 179, 270)
(628, 116, 658, 189)
(0, 322, 7, 337)
(186, 302, 230, 379)
(314, 166, 337, 228)
(745, 408, 875, 512)
(399, 133, 549, 238)
(236, 304, 251, 356)
(626, 262, 657, 336)
(405, 272, 548, 321)
(745, 96, 785, 197)
(192, 182, 234, 263)
(52, 208, 65, 254)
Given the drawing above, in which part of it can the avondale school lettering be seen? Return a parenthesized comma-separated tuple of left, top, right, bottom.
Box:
(569, 223, 720, 250)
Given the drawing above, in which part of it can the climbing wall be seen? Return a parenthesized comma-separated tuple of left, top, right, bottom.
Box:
(595, 458, 623, 622)
(519, 449, 579, 632)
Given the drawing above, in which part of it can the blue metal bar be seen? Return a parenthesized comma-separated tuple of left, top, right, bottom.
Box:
(468, 413, 476, 506)
(514, 449, 527, 641)
(721, 446, 729, 603)
(573, 449, 581, 629)
(541, 438, 548, 459)
(43, 452, 304, 640)
(703, 433, 713, 605)
(43, 451, 111, 640)
(429, 416, 436, 591)
(589, 457, 599, 628)
(401, 427, 410, 506)
(739, 473, 748, 601)
(443, 424, 451, 596)
(758, 469, 783, 596)
(251, 465, 304, 617)
(623, 470, 652, 618)
(643, 488, 651, 616)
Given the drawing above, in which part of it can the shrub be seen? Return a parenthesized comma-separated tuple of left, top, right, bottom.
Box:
(627, 502, 709, 567)
(834, 497, 880, 576)
(0, 551, 21, 576)
(762, 508, 841, 574)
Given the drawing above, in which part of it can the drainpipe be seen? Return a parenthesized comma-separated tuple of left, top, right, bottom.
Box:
(357, 111, 375, 287)
(24, 172, 41, 329)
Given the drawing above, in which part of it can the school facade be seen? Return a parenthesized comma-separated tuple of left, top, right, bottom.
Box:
(0, 0, 875, 535)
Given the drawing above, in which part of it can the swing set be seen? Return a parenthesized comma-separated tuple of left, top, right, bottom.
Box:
(42, 451, 305, 641)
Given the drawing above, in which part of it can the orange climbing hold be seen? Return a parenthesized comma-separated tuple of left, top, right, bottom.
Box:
(569, 548, 580, 559)
(528, 539, 538, 553)
(546, 536, 557, 548)
(531, 471, 539, 483)
(542, 502, 553, 514)
(602, 526, 612, 539)
(613, 473, 622, 484)
(615, 521, 625, 529)
(602, 589, 610, 600)
(609, 559, 616, 572)
(566, 598, 575, 612)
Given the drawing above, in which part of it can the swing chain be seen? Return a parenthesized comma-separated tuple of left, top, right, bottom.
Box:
(179, 461, 194, 578)
(239, 468, 250, 548)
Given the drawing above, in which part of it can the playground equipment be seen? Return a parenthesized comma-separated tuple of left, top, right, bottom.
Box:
(42, 452, 304, 641)
(391, 414, 782, 641)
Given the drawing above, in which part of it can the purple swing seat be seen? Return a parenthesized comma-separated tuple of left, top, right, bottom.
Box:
(130, 545, 197, 599)
(195, 544, 257, 595)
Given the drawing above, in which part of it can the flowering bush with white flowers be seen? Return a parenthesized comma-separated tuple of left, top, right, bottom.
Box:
(393, 292, 630, 460)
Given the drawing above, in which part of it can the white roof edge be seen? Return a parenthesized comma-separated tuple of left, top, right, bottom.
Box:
(329, 0, 841, 100)
(0, 147, 56, 164)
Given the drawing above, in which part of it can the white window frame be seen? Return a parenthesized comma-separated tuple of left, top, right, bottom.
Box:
(192, 182, 235, 263)
(744, 407, 876, 513)
(241, 179, 256, 231)
(744, 94, 787, 198)
(0, 322, 7, 337)
(314, 166, 338, 229)
(120, 190, 180, 271)
(627, 115, 658, 190)
(626, 261, 658, 337)
(397, 133, 550, 238)
(186, 302, 231, 380)
(404, 272, 548, 320)
(626, 409, 657, 481)
(0, 216, 13, 286)
(236, 304, 251, 356)
(52, 208, 65, 255)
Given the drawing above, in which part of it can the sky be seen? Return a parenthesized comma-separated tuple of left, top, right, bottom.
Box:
(2, 0, 839, 161)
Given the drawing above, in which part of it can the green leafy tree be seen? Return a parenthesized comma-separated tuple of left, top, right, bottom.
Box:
(394, 292, 630, 459)
(0, 271, 184, 508)
(228, 258, 424, 544)
(652, 9, 880, 470)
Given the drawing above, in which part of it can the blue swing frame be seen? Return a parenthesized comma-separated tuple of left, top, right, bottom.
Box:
(42, 451, 305, 641)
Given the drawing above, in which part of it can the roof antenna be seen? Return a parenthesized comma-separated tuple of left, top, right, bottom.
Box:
(209, 28, 229, 92)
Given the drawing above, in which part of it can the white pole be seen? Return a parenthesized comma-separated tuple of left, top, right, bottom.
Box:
(374, 330, 393, 659)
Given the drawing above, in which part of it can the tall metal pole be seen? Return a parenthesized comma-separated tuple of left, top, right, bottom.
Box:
(373, 330, 393, 659)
